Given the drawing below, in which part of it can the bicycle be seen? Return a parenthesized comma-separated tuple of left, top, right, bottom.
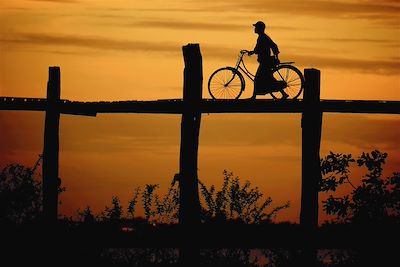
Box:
(208, 50, 304, 100)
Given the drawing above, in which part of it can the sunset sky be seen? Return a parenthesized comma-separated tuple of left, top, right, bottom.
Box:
(0, 0, 399, 223)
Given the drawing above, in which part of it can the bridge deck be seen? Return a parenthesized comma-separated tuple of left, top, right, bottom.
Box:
(0, 97, 399, 115)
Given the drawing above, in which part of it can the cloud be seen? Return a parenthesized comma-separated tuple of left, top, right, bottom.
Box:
(62, 114, 181, 153)
(287, 54, 400, 74)
(28, 0, 78, 3)
(295, 37, 398, 45)
(113, 19, 299, 32)
(201, 114, 400, 154)
(202, 45, 400, 74)
(1, 32, 399, 74)
(0, 32, 182, 54)
(322, 114, 400, 150)
(0, 7, 32, 11)
(2, 111, 398, 158)
(122, 7, 210, 13)
(129, 20, 247, 31)
(97, 0, 399, 22)
(0, 112, 181, 155)
(321, 114, 400, 169)
(0, 111, 44, 156)
(2, 112, 272, 155)
(195, 0, 400, 24)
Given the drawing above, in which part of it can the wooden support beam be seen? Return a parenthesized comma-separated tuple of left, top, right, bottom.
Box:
(300, 68, 322, 266)
(42, 66, 61, 225)
(178, 44, 202, 266)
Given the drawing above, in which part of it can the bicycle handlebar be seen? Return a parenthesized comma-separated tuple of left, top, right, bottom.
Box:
(239, 50, 295, 65)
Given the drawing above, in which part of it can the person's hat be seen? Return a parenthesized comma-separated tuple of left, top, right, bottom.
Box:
(253, 21, 266, 30)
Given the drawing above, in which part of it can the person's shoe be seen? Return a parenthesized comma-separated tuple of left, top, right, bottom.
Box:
(281, 92, 289, 99)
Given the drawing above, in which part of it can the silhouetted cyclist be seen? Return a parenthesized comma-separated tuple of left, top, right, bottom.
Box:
(248, 21, 289, 100)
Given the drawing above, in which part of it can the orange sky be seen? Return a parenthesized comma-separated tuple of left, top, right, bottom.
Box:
(0, 0, 399, 223)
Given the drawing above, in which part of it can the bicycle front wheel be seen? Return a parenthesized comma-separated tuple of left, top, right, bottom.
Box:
(271, 65, 304, 100)
(208, 67, 245, 100)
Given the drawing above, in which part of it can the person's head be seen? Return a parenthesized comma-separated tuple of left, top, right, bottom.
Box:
(253, 21, 266, 34)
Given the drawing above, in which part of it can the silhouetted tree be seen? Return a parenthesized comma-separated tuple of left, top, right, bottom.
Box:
(320, 150, 400, 224)
(319, 150, 399, 267)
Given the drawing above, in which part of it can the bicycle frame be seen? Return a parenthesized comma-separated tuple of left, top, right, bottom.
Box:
(234, 51, 255, 82)
(233, 50, 296, 90)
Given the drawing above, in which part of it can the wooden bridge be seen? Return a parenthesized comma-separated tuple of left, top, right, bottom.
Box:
(1, 43, 399, 265)
(1, 96, 399, 114)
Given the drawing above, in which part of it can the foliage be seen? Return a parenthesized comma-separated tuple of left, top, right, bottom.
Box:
(77, 206, 95, 224)
(0, 155, 66, 225)
(199, 170, 290, 224)
(142, 184, 158, 221)
(0, 164, 43, 224)
(126, 183, 180, 224)
(100, 196, 123, 222)
(320, 152, 355, 192)
(93, 170, 287, 226)
(127, 187, 140, 218)
(320, 150, 400, 224)
(77, 171, 289, 266)
(153, 186, 180, 223)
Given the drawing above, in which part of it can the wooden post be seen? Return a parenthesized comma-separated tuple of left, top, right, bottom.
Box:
(179, 44, 202, 265)
(42, 66, 61, 225)
(300, 68, 322, 266)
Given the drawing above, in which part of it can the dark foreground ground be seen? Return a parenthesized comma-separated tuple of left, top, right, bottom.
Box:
(1, 221, 398, 267)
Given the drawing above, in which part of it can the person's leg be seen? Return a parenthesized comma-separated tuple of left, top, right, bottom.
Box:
(269, 70, 289, 99)
(279, 87, 289, 99)
(252, 65, 262, 99)
(253, 64, 272, 99)
(266, 69, 275, 91)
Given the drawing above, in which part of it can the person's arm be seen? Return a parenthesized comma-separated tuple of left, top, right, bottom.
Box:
(248, 37, 260, 56)
(268, 35, 280, 57)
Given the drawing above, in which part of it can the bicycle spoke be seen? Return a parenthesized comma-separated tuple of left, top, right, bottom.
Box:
(271, 65, 304, 100)
(208, 67, 244, 99)
(288, 82, 301, 87)
(287, 77, 300, 84)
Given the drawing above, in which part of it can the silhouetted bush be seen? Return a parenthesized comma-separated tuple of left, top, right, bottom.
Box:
(87, 170, 288, 227)
(76, 170, 289, 266)
(0, 157, 65, 225)
(3, 149, 398, 266)
(0, 163, 42, 224)
(199, 170, 289, 224)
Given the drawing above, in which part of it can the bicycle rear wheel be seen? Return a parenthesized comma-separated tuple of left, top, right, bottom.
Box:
(270, 65, 304, 99)
(208, 67, 245, 100)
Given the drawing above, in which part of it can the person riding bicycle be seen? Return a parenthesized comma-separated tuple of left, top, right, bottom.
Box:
(248, 21, 289, 100)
